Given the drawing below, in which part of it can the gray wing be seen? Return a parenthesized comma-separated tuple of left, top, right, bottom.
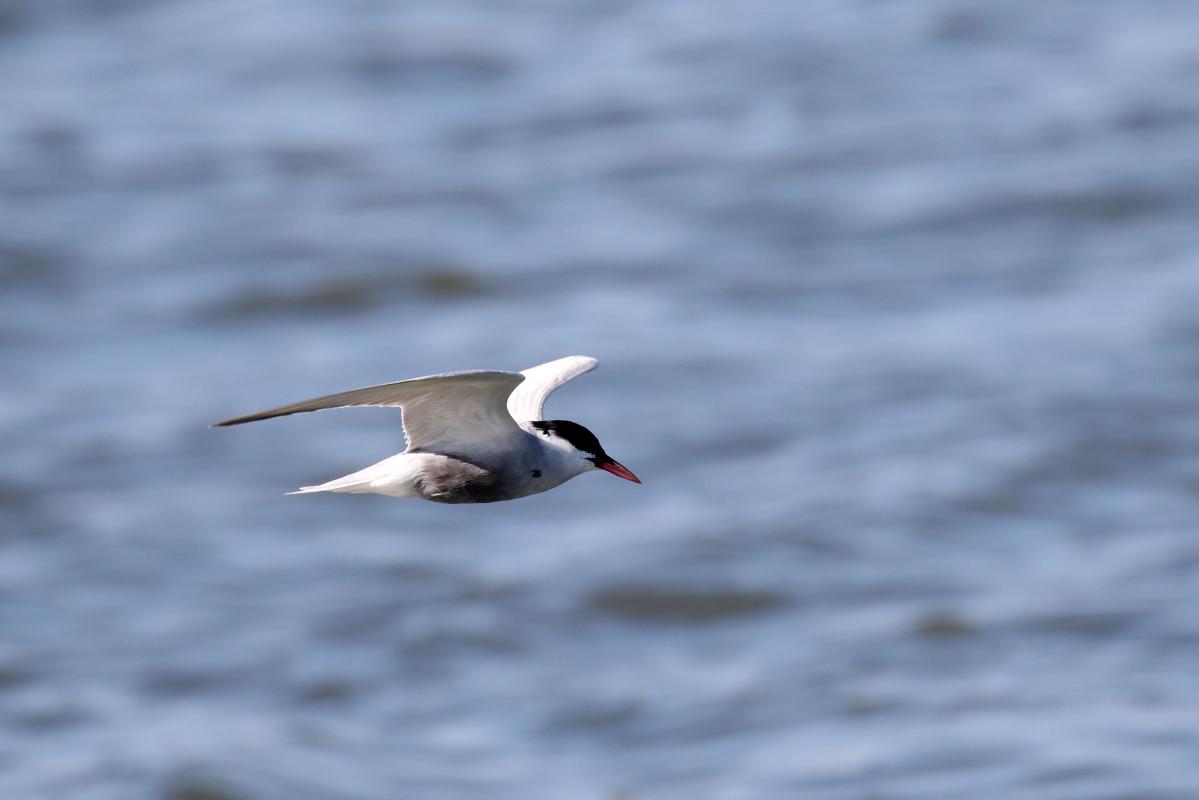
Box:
(212, 370, 526, 453)
(506, 356, 598, 424)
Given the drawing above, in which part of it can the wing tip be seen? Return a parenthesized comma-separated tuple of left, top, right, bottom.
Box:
(210, 411, 275, 427)
(567, 355, 600, 374)
(525, 355, 598, 374)
(210, 415, 251, 428)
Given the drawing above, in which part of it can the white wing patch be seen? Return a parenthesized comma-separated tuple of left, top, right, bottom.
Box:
(506, 356, 598, 424)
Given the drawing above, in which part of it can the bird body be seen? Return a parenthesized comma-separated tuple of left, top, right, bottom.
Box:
(213, 356, 639, 503)
(287, 435, 589, 502)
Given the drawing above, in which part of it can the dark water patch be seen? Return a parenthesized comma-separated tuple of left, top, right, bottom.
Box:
(0, 662, 34, 690)
(1072, 410, 1188, 473)
(373, 560, 460, 584)
(11, 696, 91, 730)
(348, 183, 506, 212)
(546, 696, 642, 733)
(603, 152, 713, 181)
(0, 481, 64, 539)
(672, 429, 788, 460)
(346, 41, 515, 84)
(929, 7, 1000, 43)
(524, 104, 650, 139)
(1029, 761, 1125, 786)
(413, 267, 489, 297)
(314, 606, 398, 642)
(296, 677, 356, 704)
(450, 102, 651, 149)
(141, 664, 251, 697)
(1018, 608, 1143, 638)
(0, 240, 69, 287)
(912, 610, 978, 638)
(162, 775, 249, 800)
(398, 625, 525, 661)
(118, 151, 231, 191)
(1046, 185, 1179, 224)
(588, 585, 787, 624)
(676, 525, 859, 568)
(874, 184, 1178, 237)
(263, 144, 361, 179)
(1114, 100, 1199, 133)
(24, 0, 159, 24)
(23, 117, 82, 157)
(201, 267, 490, 320)
(956, 475, 1057, 517)
(0, 1, 21, 32)
(842, 693, 902, 716)
(0, 479, 39, 514)
(204, 277, 390, 318)
(312, 581, 527, 654)
(827, 576, 968, 607)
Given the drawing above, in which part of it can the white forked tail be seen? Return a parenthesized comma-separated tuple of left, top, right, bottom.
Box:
(286, 474, 374, 495)
(285, 453, 421, 497)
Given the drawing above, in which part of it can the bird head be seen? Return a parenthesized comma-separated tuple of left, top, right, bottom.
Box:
(530, 420, 641, 483)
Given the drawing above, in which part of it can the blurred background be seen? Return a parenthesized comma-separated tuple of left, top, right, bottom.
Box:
(3, 1, 1199, 798)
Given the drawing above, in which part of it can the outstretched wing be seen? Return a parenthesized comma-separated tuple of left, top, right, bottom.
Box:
(506, 355, 598, 424)
(212, 370, 526, 453)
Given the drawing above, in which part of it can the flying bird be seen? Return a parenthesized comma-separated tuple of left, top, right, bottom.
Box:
(212, 355, 640, 503)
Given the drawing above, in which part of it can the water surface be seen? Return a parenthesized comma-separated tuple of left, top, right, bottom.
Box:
(2, 1, 1199, 798)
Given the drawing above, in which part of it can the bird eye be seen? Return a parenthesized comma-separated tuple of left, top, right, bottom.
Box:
(531, 470, 541, 478)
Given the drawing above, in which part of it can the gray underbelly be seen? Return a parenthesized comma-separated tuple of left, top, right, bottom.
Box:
(414, 456, 513, 504)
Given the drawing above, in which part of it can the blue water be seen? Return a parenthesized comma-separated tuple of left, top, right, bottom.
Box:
(3, 1, 1199, 798)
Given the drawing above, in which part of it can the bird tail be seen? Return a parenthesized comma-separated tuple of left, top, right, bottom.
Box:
(286, 471, 375, 495)
(286, 454, 418, 497)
